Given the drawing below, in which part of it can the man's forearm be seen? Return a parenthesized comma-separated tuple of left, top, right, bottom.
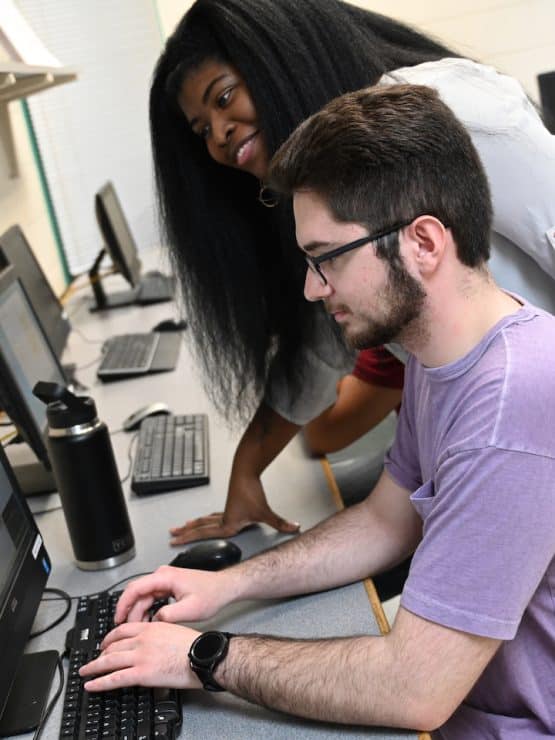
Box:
(215, 632, 425, 729)
(230, 484, 419, 603)
(213, 606, 501, 733)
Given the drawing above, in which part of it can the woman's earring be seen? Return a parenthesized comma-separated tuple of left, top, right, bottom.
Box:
(258, 184, 279, 208)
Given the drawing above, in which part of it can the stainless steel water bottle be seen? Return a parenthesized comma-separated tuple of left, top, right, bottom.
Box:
(33, 381, 135, 570)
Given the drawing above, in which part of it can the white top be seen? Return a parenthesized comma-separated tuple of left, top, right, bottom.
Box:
(266, 58, 555, 424)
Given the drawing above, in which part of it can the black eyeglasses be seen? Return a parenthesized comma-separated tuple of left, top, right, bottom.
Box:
(305, 219, 415, 286)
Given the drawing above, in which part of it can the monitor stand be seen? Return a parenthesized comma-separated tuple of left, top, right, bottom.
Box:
(88, 246, 139, 312)
(0, 651, 58, 736)
(5, 442, 56, 496)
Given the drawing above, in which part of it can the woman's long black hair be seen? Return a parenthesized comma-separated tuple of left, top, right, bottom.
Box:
(150, 0, 457, 422)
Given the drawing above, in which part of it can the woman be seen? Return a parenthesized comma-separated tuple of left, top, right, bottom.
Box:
(151, 0, 555, 546)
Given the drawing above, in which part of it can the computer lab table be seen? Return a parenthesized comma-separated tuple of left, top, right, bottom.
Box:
(13, 271, 424, 739)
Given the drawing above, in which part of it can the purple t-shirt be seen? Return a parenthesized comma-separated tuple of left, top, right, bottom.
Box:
(385, 301, 555, 739)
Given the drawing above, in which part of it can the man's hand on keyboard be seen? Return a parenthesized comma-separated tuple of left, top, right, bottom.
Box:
(113, 566, 234, 624)
(169, 474, 300, 545)
(79, 621, 202, 692)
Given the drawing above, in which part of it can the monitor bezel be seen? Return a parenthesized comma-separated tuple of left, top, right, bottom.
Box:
(0, 225, 71, 359)
(0, 266, 67, 471)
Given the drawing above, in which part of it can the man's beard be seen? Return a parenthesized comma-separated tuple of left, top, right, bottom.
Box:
(347, 260, 427, 351)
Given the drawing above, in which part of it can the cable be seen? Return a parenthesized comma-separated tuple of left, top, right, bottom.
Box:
(30, 573, 153, 736)
(40, 572, 153, 603)
(1, 430, 18, 446)
(76, 354, 102, 372)
(30, 576, 154, 734)
(120, 430, 139, 484)
(60, 267, 117, 304)
(32, 652, 65, 740)
(29, 588, 72, 639)
(64, 297, 87, 322)
(71, 326, 105, 345)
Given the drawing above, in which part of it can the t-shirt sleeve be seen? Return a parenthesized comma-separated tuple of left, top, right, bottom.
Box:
(401, 446, 555, 640)
(263, 313, 355, 425)
(264, 346, 354, 425)
(352, 347, 405, 389)
(466, 98, 555, 281)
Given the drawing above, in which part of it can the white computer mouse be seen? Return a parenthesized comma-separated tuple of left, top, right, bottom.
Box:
(122, 402, 170, 432)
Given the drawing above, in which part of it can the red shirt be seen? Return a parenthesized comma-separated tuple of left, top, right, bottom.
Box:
(352, 346, 405, 389)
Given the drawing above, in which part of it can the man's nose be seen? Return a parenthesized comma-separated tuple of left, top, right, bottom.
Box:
(304, 268, 332, 302)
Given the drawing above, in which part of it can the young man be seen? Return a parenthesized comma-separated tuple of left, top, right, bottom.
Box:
(80, 85, 555, 738)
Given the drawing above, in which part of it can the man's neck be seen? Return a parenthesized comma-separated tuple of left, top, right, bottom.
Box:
(405, 270, 522, 368)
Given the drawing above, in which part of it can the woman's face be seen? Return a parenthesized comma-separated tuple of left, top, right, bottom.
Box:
(178, 60, 270, 181)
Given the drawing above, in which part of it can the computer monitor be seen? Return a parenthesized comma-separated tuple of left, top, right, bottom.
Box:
(90, 181, 174, 311)
(89, 181, 143, 310)
(96, 181, 143, 287)
(0, 266, 67, 490)
(538, 70, 555, 134)
(0, 443, 57, 736)
(0, 225, 71, 358)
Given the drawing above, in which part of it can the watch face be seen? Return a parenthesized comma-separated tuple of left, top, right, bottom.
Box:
(194, 631, 226, 663)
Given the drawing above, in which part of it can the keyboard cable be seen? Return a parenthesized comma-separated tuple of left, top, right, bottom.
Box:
(32, 652, 65, 740)
(29, 587, 72, 639)
(119, 430, 139, 484)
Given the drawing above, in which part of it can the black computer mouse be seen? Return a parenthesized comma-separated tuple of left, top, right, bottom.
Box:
(170, 540, 242, 571)
(152, 319, 188, 333)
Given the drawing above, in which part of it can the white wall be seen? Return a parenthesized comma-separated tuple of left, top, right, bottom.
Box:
(1, 0, 554, 297)
(350, 0, 555, 102)
(0, 66, 66, 294)
(156, 0, 193, 38)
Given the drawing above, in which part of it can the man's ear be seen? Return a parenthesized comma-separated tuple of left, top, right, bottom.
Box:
(405, 216, 447, 276)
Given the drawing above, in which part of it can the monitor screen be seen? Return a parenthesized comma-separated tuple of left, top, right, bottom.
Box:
(0, 268, 67, 469)
(0, 443, 51, 726)
(95, 181, 142, 287)
(0, 226, 71, 358)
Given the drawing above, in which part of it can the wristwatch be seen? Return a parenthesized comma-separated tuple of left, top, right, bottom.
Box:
(188, 631, 234, 691)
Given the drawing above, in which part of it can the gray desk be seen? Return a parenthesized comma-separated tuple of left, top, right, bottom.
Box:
(11, 269, 419, 739)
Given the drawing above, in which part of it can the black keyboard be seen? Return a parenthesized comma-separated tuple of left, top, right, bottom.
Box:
(61, 591, 182, 739)
(99, 334, 159, 375)
(137, 274, 175, 304)
(131, 414, 209, 495)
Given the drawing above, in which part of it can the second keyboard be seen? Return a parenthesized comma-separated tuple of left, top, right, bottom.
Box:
(131, 413, 209, 495)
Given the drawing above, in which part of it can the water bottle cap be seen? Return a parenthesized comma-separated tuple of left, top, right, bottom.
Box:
(46, 396, 98, 429)
(32, 381, 99, 429)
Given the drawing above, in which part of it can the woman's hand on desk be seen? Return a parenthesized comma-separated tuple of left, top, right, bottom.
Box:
(169, 402, 300, 545)
(113, 565, 234, 624)
(169, 474, 300, 545)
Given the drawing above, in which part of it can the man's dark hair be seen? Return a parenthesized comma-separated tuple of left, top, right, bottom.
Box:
(269, 84, 492, 269)
(150, 0, 458, 420)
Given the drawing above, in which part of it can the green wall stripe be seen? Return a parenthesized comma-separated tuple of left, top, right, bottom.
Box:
(21, 99, 72, 285)
(153, 0, 165, 40)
